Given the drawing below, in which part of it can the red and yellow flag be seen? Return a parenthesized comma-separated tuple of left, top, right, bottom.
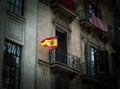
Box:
(41, 36, 58, 49)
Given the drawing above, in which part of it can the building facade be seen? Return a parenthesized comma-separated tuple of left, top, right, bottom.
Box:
(36, 0, 120, 89)
(0, 0, 120, 89)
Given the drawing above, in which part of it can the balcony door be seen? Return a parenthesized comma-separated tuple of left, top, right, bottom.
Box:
(56, 28, 67, 64)
(89, 46, 99, 76)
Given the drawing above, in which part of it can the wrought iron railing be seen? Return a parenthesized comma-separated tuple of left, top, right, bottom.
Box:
(49, 48, 80, 71)
(78, 10, 114, 38)
(49, 49, 116, 82)
(81, 62, 117, 82)
(81, 62, 98, 77)
(78, 10, 90, 22)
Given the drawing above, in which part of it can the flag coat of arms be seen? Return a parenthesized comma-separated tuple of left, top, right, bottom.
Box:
(41, 36, 58, 49)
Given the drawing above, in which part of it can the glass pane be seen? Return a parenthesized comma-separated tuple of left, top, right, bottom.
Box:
(16, 57, 20, 67)
(19, 0, 22, 7)
(19, 8, 22, 15)
(11, 4, 14, 12)
(17, 46, 21, 56)
(15, 6, 19, 13)
(7, 3, 11, 10)
(11, 0, 15, 3)
(15, 0, 19, 6)
(12, 45, 16, 54)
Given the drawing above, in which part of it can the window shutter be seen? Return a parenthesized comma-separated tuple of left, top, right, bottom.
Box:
(112, 53, 120, 78)
(99, 50, 109, 73)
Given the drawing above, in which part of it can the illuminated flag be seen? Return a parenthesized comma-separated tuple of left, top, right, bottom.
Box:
(41, 36, 58, 49)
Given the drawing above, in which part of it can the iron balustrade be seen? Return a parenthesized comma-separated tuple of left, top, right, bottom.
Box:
(49, 49, 116, 82)
(81, 62, 98, 77)
(78, 10, 90, 22)
(80, 62, 117, 83)
(49, 48, 81, 71)
(78, 10, 114, 39)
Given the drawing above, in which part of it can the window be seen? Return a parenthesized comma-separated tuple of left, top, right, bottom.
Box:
(2, 40, 21, 89)
(84, 43, 99, 76)
(7, 0, 24, 15)
(84, 43, 109, 76)
(88, 1, 97, 16)
(89, 46, 99, 76)
(84, 0, 101, 19)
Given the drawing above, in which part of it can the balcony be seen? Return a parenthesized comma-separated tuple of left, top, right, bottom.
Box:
(49, 48, 80, 75)
(50, 0, 77, 21)
(80, 63, 117, 88)
(79, 10, 113, 41)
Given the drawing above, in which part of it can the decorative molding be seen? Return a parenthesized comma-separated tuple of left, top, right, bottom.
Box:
(52, 18, 72, 32)
(5, 14, 25, 45)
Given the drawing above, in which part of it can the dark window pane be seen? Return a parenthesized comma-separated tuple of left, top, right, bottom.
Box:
(15, 0, 19, 6)
(7, 0, 23, 15)
(86, 46, 99, 76)
(15, 6, 19, 13)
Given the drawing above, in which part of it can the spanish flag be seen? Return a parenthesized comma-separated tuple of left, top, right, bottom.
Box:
(41, 36, 58, 49)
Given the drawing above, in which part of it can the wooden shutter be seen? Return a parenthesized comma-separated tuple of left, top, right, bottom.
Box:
(99, 50, 109, 73)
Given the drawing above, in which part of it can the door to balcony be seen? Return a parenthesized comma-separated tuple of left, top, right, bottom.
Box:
(88, 46, 99, 76)
(56, 29, 67, 64)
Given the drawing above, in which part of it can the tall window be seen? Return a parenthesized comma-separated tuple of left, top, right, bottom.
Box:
(7, 0, 24, 15)
(89, 46, 99, 76)
(2, 40, 21, 89)
(84, 43, 109, 77)
(84, 44, 99, 76)
(85, 0, 101, 19)
(88, 2, 97, 16)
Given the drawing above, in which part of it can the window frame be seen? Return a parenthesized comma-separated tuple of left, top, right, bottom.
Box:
(84, 0, 101, 18)
(84, 42, 100, 76)
(2, 40, 22, 89)
(89, 45, 99, 76)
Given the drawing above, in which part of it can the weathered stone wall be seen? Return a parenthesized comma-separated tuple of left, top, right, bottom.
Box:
(37, 1, 54, 62)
